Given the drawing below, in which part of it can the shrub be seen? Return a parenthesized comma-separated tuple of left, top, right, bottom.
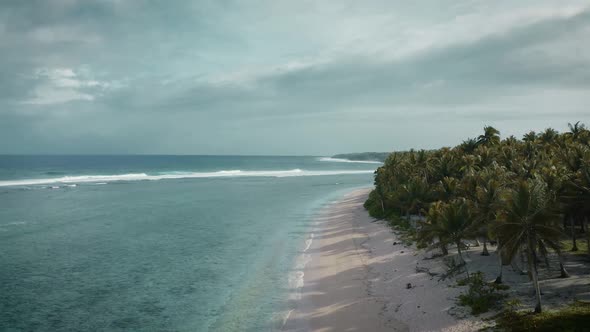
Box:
(496, 301, 590, 332)
(440, 256, 465, 280)
(457, 271, 508, 315)
(364, 190, 386, 219)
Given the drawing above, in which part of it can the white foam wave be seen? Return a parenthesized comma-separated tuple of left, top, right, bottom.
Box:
(284, 231, 315, 328)
(318, 157, 382, 164)
(3, 221, 27, 226)
(0, 169, 373, 187)
(303, 233, 314, 252)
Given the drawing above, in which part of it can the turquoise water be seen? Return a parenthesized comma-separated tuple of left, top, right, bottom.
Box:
(0, 156, 376, 331)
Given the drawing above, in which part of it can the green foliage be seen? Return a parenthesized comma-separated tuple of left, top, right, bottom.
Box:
(364, 190, 386, 219)
(332, 152, 390, 162)
(561, 239, 589, 256)
(496, 301, 590, 332)
(386, 216, 416, 245)
(418, 199, 474, 264)
(388, 215, 411, 230)
(364, 123, 590, 314)
(457, 272, 508, 315)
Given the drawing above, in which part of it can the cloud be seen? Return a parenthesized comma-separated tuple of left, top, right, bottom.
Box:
(0, 1, 589, 154)
(141, 7, 590, 120)
(21, 67, 113, 105)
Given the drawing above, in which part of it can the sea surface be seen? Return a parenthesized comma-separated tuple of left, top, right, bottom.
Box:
(0, 155, 378, 331)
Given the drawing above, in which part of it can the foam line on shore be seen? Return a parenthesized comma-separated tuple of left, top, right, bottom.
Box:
(284, 230, 316, 329)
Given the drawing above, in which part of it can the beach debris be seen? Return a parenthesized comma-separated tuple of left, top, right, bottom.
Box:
(393, 241, 398, 245)
(406, 283, 413, 289)
(400, 250, 404, 253)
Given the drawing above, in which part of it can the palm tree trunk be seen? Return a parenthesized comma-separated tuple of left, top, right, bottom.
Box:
(518, 248, 528, 277)
(494, 237, 503, 284)
(558, 253, 570, 278)
(495, 253, 503, 284)
(482, 237, 490, 256)
(585, 216, 589, 256)
(457, 241, 469, 278)
(380, 197, 385, 215)
(527, 240, 542, 313)
(571, 215, 579, 252)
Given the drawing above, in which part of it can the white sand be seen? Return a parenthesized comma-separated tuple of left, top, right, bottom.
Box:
(283, 188, 485, 332)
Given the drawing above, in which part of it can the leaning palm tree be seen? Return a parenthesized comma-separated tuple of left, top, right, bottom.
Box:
(495, 179, 564, 313)
(477, 126, 501, 146)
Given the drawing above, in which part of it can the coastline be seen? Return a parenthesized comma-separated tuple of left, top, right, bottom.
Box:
(283, 188, 484, 332)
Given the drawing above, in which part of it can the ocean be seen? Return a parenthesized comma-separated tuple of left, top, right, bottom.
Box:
(0, 155, 378, 331)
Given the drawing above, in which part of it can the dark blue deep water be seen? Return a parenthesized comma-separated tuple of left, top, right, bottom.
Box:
(0, 155, 377, 331)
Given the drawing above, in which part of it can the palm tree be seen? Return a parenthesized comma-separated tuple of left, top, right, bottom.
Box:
(495, 179, 564, 313)
(477, 126, 501, 146)
(523, 131, 537, 143)
(563, 147, 590, 255)
(420, 198, 475, 276)
(567, 121, 587, 143)
(435, 176, 460, 202)
(538, 128, 559, 145)
(471, 171, 504, 256)
(460, 138, 479, 154)
(399, 176, 431, 222)
(556, 144, 590, 251)
(419, 201, 450, 256)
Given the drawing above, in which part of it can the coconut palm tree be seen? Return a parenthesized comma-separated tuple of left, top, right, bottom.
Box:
(523, 131, 537, 143)
(419, 201, 450, 256)
(471, 171, 505, 256)
(420, 198, 475, 276)
(435, 176, 460, 202)
(562, 147, 590, 255)
(460, 138, 479, 154)
(477, 126, 501, 146)
(567, 121, 588, 144)
(399, 176, 431, 221)
(495, 179, 564, 313)
(538, 128, 559, 147)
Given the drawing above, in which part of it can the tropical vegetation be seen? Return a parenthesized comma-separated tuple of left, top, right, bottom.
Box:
(364, 122, 590, 314)
(331, 152, 390, 162)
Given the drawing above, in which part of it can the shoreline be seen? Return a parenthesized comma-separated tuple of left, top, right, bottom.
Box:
(283, 188, 484, 332)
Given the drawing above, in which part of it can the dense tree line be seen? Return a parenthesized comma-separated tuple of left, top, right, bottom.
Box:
(331, 152, 390, 162)
(364, 123, 590, 313)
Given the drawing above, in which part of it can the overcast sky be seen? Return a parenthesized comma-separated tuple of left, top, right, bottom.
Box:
(1, 0, 589, 155)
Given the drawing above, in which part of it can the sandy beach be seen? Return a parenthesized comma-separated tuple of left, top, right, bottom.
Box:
(283, 188, 485, 332)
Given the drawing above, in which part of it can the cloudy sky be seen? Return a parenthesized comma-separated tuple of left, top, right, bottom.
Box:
(1, 0, 589, 155)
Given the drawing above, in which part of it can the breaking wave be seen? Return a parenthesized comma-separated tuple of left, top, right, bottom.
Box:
(0, 169, 374, 187)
